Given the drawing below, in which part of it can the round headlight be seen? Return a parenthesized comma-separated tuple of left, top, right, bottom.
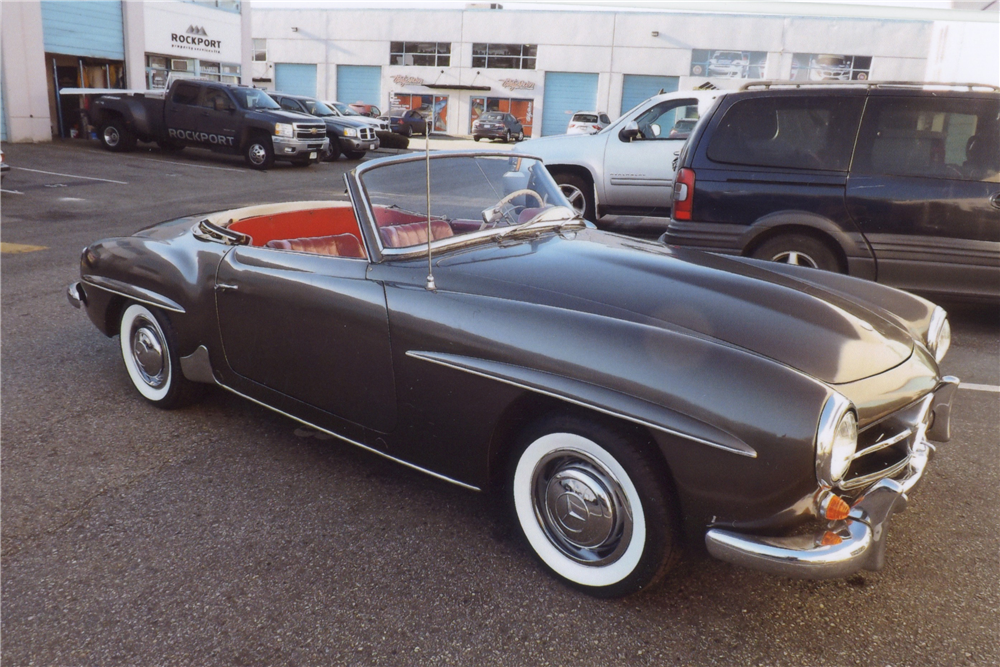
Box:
(829, 411, 857, 482)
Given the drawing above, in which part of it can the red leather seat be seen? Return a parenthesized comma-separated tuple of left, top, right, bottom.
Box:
(265, 233, 366, 258)
(380, 220, 454, 248)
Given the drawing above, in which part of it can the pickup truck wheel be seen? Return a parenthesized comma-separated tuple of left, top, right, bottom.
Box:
(553, 173, 596, 221)
(101, 118, 135, 152)
(119, 303, 205, 409)
(343, 150, 366, 160)
(751, 233, 842, 272)
(509, 413, 680, 598)
(325, 138, 341, 161)
(243, 134, 274, 170)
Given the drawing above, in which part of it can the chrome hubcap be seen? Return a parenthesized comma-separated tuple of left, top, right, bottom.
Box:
(532, 450, 632, 565)
(771, 250, 818, 268)
(131, 321, 167, 387)
(559, 184, 586, 216)
(104, 126, 120, 147)
(248, 144, 267, 165)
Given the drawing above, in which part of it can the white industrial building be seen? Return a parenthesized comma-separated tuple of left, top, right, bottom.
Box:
(1, 1, 996, 142)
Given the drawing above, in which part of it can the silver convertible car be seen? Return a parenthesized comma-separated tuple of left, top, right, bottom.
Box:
(69, 152, 958, 597)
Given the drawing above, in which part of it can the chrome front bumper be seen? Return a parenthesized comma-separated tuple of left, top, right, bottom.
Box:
(706, 377, 959, 579)
(273, 136, 329, 159)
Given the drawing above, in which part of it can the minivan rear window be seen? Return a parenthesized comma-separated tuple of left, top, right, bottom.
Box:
(707, 96, 864, 171)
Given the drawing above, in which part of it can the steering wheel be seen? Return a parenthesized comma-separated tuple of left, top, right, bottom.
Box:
(481, 189, 546, 229)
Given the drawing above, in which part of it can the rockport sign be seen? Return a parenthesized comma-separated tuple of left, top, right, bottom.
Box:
(171, 26, 222, 53)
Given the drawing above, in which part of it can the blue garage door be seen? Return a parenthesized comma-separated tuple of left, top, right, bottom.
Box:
(41, 0, 124, 59)
(337, 65, 381, 106)
(274, 63, 317, 98)
(620, 75, 678, 115)
(541, 72, 598, 137)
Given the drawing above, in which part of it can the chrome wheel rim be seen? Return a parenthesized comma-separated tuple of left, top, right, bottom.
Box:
(770, 250, 819, 268)
(248, 143, 267, 165)
(130, 318, 168, 388)
(559, 183, 587, 217)
(103, 126, 120, 147)
(530, 449, 633, 566)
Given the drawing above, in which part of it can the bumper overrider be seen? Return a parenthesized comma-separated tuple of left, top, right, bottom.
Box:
(705, 376, 959, 579)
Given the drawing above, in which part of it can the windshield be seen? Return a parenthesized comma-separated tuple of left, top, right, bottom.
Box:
(303, 99, 335, 116)
(572, 114, 598, 123)
(481, 113, 504, 121)
(331, 101, 362, 116)
(232, 88, 280, 110)
(359, 155, 576, 251)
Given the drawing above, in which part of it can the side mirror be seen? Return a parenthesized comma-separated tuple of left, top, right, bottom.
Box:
(619, 121, 640, 142)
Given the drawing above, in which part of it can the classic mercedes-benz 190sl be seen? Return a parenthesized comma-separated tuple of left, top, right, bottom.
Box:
(69, 152, 958, 597)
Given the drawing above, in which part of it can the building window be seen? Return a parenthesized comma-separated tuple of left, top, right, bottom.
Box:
(471, 44, 536, 70)
(390, 42, 451, 67)
(145, 54, 239, 89)
(253, 39, 267, 62)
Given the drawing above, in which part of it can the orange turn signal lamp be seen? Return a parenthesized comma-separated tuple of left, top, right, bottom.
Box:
(824, 494, 851, 521)
(821, 531, 843, 546)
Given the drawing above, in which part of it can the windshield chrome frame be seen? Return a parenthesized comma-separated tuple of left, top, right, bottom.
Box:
(351, 151, 571, 261)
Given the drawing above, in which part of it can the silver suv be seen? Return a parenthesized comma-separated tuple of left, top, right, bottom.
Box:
(514, 90, 722, 221)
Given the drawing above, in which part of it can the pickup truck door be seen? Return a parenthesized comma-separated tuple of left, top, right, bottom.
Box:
(165, 82, 202, 142)
(602, 99, 700, 212)
(198, 87, 239, 149)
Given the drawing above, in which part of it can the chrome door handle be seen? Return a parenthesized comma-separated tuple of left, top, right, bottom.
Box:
(990, 192, 1000, 210)
(215, 282, 239, 291)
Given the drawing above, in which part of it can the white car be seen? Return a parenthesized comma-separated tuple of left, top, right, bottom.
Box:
(516, 90, 722, 221)
(323, 100, 391, 132)
(707, 51, 749, 78)
(567, 111, 611, 135)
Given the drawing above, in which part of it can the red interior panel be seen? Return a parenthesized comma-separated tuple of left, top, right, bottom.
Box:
(229, 205, 364, 255)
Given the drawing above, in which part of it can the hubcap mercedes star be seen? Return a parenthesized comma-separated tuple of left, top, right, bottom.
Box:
(249, 144, 267, 165)
(771, 250, 819, 268)
(131, 323, 167, 387)
(532, 450, 633, 565)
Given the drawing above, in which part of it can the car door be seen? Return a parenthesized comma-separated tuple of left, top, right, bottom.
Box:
(846, 93, 1000, 298)
(165, 82, 203, 143)
(602, 98, 700, 211)
(197, 87, 239, 148)
(215, 246, 397, 432)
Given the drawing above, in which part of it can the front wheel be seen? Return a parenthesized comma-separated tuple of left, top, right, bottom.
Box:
(119, 303, 205, 409)
(516, 131, 525, 142)
(553, 172, 596, 221)
(509, 414, 680, 598)
(325, 137, 341, 161)
(243, 134, 274, 170)
(751, 233, 842, 272)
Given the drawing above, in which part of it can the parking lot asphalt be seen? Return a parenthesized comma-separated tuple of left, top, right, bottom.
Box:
(2, 140, 998, 667)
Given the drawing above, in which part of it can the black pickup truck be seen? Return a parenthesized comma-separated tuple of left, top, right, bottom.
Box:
(87, 79, 329, 169)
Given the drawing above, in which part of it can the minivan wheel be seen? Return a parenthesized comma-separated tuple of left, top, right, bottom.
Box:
(751, 233, 841, 272)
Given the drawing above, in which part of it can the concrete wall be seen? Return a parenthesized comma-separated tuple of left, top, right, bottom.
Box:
(1, 1, 53, 142)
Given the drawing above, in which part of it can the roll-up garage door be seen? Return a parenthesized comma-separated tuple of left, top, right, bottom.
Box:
(41, 0, 124, 60)
(621, 75, 678, 116)
(541, 72, 598, 137)
(337, 65, 381, 106)
(274, 64, 317, 98)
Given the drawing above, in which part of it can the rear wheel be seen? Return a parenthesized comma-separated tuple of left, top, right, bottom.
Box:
(243, 133, 274, 170)
(504, 130, 512, 143)
(553, 172, 596, 221)
(119, 303, 205, 409)
(751, 233, 842, 272)
(509, 414, 680, 598)
(404, 125, 413, 138)
(100, 118, 136, 152)
(517, 130, 525, 141)
(473, 136, 481, 142)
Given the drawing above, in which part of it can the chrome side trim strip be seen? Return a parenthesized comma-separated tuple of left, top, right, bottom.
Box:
(81, 276, 185, 314)
(215, 382, 482, 492)
(406, 350, 756, 458)
(850, 427, 914, 461)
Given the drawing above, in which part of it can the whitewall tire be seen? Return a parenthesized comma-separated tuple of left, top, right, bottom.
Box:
(119, 303, 204, 409)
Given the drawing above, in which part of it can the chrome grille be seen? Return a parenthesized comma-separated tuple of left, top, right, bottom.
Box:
(838, 396, 932, 491)
(358, 127, 375, 141)
(293, 123, 327, 139)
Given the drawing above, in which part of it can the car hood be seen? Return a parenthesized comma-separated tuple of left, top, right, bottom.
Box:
(438, 231, 913, 385)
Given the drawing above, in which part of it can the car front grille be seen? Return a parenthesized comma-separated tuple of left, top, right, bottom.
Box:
(293, 123, 327, 139)
(838, 397, 932, 491)
(358, 127, 375, 141)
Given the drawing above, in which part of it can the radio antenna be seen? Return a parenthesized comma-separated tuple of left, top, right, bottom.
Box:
(424, 127, 436, 291)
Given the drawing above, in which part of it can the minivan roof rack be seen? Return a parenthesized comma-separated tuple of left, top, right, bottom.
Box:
(740, 80, 999, 92)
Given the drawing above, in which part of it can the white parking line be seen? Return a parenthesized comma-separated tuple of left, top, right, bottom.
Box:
(14, 167, 128, 185)
(1, 189, 25, 195)
(961, 383, 1000, 393)
(85, 150, 244, 173)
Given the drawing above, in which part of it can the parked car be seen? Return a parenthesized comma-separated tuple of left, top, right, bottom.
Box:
(472, 112, 524, 142)
(566, 111, 611, 135)
(663, 81, 1000, 300)
(382, 109, 428, 137)
(349, 103, 381, 118)
(708, 51, 749, 78)
(0, 150, 8, 180)
(810, 55, 854, 81)
(84, 79, 328, 169)
(69, 151, 958, 598)
(270, 93, 378, 161)
(515, 90, 722, 220)
(322, 100, 390, 132)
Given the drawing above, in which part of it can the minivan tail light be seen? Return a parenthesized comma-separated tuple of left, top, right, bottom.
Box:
(673, 168, 696, 221)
